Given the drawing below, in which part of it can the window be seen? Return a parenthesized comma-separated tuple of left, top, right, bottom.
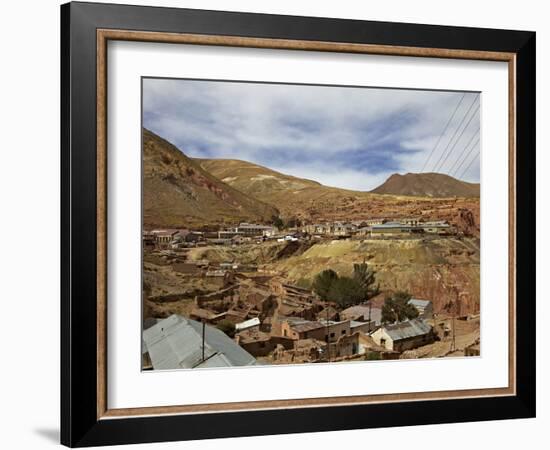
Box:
(330, 332, 335, 338)
(380, 338, 386, 346)
(342, 330, 346, 335)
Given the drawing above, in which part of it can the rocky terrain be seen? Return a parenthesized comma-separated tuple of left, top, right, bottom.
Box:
(273, 238, 480, 315)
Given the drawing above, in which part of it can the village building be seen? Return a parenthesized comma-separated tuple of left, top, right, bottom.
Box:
(350, 320, 373, 335)
(398, 217, 422, 226)
(356, 227, 371, 236)
(369, 222, 416, 237)
(356, 333, 388, 355)
(218, 230, 244, 239)
(280, 318, 352, 343)
(332, 222, 356, 236)
(421, 221, 451, 234)
(235, 329, 294, 357)
(340, 305, 382, 327)
(272, 338, 327, 364)
(371, 319, 434, 352)
(151, 229, 180, 247)
(363, 218, 387, 226)
(183, 231, 203, 243)
(142, 232, 156, 249)
(407, 298, 434, 319)
(316, 305, 339, 322)
(235, 317, 261, 333)
(236, 223, 277, 237)
(327, 332, 360, 358)
(302, 223, 332, 235)
(142, 314, 258, 369)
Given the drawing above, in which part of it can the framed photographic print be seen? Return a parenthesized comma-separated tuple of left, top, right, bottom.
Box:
(61, 1, 536, 447)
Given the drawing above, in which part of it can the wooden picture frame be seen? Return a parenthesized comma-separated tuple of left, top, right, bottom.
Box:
(61, 1, 535, 447)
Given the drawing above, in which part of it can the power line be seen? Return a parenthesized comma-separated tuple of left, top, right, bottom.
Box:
(450, 135, 480, 178)
(434, 99, 481, 172)
(430, 94, 478, 173)
(421, 93, 466, 172)
(433, 100, 480, 174)
(457, 152, 479, 180)
(447, 128, 479, 176)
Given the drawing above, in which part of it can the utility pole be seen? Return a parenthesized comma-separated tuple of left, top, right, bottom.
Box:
(450, 287, 458, 352)
(201, 320, 206, 362)
(326, 304, 330, 362)
(368, 300, 372, 333)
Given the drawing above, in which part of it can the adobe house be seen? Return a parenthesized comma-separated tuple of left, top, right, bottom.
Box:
(151, 229, 179, 247)
(280, 319, 352, 343)
(340, 305, 382, 328)
(371, 319, 434, 352)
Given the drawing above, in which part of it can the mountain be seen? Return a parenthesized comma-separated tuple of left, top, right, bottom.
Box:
(197, 159, 480, 236)
(197, 158, 322, 196)
(370, 172, 480, 198)
(197, 158, 372, 219)
(142, 129, 278, 228)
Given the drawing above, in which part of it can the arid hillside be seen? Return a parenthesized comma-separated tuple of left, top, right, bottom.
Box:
(273, 237, 480, 315)
(197, 158, 480, 236)
(371, 172, 480, 197)
(143, 129, 278, 228)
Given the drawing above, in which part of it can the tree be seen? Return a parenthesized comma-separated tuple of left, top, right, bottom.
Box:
(271, 215, 284, 230)
(327, 276, 364, 308)
(216, 319, 236, 338)
(381, 291, 419, 324)
(352, 262, 380, 301)
(312, 269, 338, 301)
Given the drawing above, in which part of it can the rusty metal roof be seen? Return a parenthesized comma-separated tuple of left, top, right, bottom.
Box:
(383, 319, 432, 341)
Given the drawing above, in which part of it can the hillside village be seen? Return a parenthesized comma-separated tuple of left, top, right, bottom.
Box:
(142, 215, 480, 370)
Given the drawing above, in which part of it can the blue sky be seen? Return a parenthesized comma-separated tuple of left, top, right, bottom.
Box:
(143, 78, 480, 191)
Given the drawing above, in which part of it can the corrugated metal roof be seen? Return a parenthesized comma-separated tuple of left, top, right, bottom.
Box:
(383, 319, 432, 341)
(142, 314, 257, 370)
(408, 298, 432, 308)
(290, 321, 324, 333)
(342, 305, 382, 324)
(235, 317, 260, 331)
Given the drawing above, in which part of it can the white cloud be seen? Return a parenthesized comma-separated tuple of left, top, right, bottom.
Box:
(143, 78, 480, 190)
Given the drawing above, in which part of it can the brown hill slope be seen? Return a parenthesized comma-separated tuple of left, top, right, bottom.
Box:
(143, 129, 278, 228)
(197, 158, 322, 196)
(197, 158, 378, 218)
(371, 172, 480, 197)
(197, 158, 480, 236)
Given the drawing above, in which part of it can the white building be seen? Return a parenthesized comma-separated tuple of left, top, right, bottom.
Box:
(371, 319, 433, 352)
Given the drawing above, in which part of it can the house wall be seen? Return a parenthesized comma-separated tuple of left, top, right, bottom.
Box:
(350, 322, 372, 335)
(239, 336, 294, 357)
(371, 328, 395, 350)
(280, 320, 351, 342)
(393, 333, 433, 352)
